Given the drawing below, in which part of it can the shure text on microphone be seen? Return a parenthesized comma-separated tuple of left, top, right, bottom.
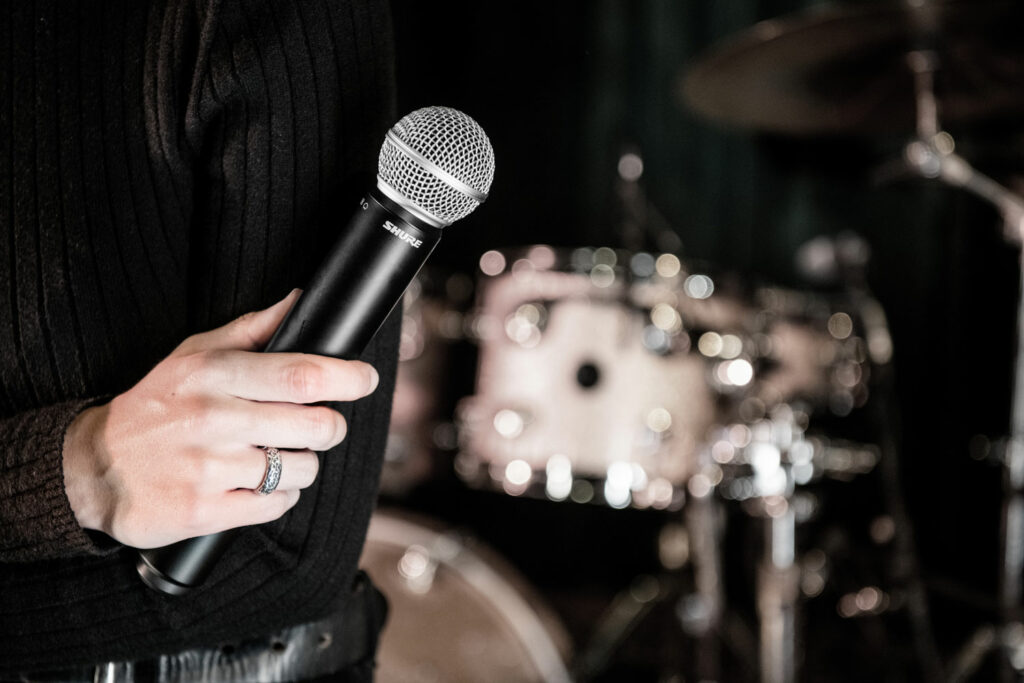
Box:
(382, 220, 423, 248)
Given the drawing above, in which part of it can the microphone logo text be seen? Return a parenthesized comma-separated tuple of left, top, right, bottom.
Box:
(382, 220, 422, 248)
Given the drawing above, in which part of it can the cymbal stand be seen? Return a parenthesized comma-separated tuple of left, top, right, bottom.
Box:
(757, 497, 798, 683)
(925, 147, 1024, 682)
(900, 17, 1024, 677)
(681, 487, 726, 682)
(926, 149, 1024, 682)
(748, 417, 802, 683)
(718, 402, 890, 683)
(715, 412, 804, 683)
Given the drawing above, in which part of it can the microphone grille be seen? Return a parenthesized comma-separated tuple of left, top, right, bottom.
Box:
(378, 107, 495, 226)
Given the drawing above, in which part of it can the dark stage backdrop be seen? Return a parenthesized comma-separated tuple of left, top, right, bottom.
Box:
(389, 0, 1023, 678)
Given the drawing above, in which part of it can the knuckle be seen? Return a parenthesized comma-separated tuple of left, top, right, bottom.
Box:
(230, 312, 264, 350)
(200, 349, 232, 377)
(306, 406, 342, 447)
(177, 349, 228, 387)
(173, 330, 210, 357)
(234, 310, 259, 328)
(178, 451, 210, 487)
(193, 456, 222, 491)
(182, 396, 220, 435)
(284, 361, 326, 401)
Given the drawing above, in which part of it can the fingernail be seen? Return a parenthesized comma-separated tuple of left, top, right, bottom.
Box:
(367, 367, 380, 393)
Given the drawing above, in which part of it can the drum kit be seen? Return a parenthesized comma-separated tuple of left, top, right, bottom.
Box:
(361, 1, 1024, 681)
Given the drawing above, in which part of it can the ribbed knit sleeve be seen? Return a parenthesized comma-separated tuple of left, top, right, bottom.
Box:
(0, 400, 110, 560)
(0, 0, 398, 673)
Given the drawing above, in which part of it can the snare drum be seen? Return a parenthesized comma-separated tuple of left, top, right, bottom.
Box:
(456, 246, 750, 510)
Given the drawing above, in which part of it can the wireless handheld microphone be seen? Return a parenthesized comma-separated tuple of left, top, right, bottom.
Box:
(136, 106, 495, 595)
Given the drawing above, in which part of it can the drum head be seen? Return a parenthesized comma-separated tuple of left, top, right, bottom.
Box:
(458, 246, 750, 509)
(360, 510, 573, 683)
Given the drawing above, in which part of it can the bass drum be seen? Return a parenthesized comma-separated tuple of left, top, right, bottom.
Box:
(360, 510, 573, 683)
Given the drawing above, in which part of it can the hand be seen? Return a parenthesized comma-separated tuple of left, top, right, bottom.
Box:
(61, 290, 379, 549)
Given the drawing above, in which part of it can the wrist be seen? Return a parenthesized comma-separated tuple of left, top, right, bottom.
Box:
(62, 404, 111, 533)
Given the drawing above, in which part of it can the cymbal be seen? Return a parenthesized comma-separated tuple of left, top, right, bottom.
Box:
(682, 1, 1024, 136)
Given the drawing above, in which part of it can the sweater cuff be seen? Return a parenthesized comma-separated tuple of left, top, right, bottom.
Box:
(0, 398, 118, 562)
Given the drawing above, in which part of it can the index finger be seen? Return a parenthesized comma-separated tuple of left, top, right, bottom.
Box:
(201, 350, 380, 404)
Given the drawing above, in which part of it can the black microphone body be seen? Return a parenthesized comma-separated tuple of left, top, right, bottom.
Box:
(136, 188, 441, 595)
(264, 189, 442, 358)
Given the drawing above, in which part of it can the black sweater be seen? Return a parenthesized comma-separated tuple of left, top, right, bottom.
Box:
(0, 0, 397, 673)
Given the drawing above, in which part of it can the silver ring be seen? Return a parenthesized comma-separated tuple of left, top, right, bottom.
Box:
(256, 447, 282, 495)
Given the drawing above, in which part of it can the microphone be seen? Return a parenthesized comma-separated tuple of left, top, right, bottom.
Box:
(135, 106, 495, 595)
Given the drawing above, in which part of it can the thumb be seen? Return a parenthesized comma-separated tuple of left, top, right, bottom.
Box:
(173, 289, 302, 356)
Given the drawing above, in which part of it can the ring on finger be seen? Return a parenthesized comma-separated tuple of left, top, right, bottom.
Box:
(255, 447, 283, 495)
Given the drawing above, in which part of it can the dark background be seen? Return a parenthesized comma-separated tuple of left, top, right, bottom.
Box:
(383, 1, 1024, 680)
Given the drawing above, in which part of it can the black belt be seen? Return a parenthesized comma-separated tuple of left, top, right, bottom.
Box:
(10, 571, 388, 683)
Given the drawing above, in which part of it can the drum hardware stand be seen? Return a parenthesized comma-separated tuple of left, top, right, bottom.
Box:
(755, 497, 799, 683)
(892, 7, 1024, 675)
(821, 283, 946, 681)
(571, 492, 725, 682)
(738, 417, 803, 683)
(681, 489, 726, 683)
(954, 203, 1024, 681)
(902, 92, 1024, 683)
(730, 412, 884, 683)
(613, 145, 683, 255)
(940, 214, 1024, 682)
(570, 573, 663, 681)
(683, 0, 1024, 676)
(867, 358, 947, 683)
